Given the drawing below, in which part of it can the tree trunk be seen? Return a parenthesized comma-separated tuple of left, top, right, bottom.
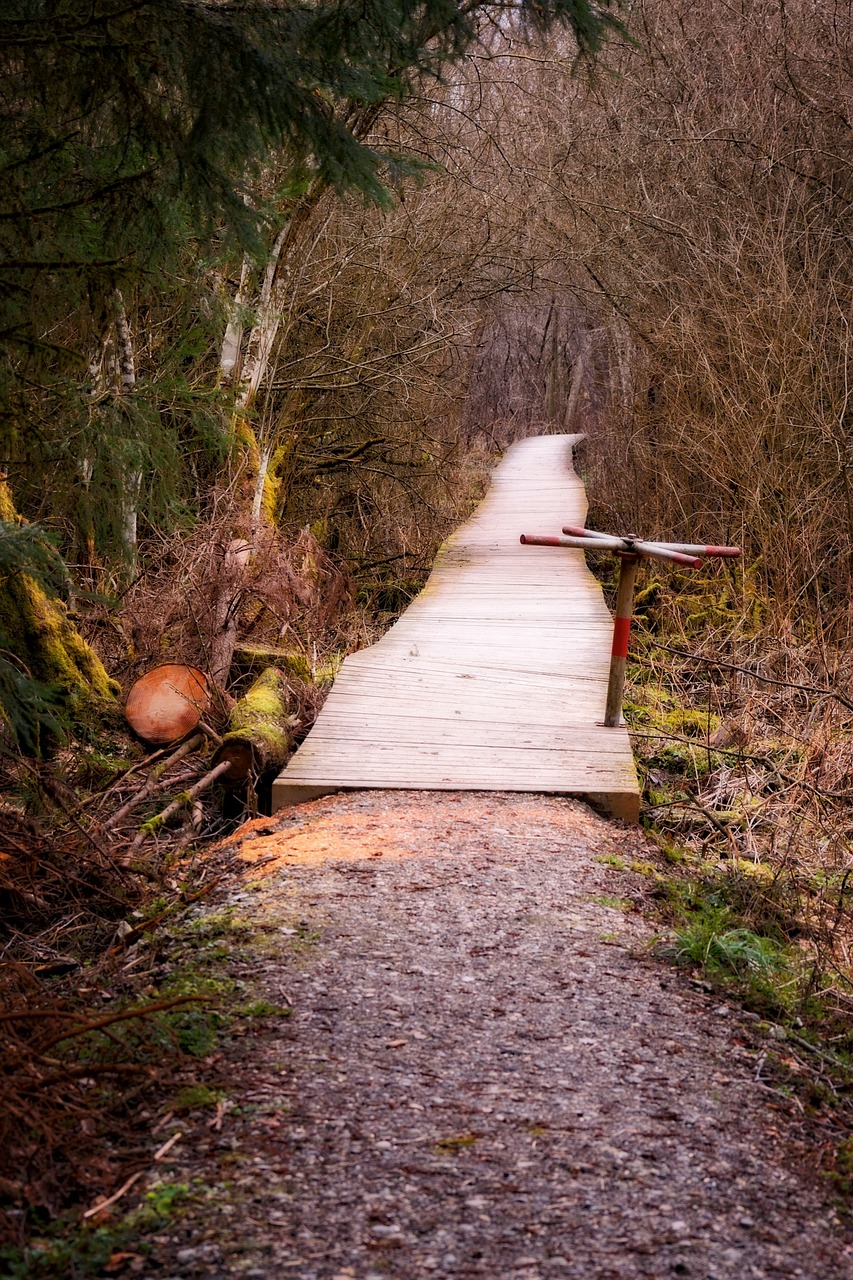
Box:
(124, 665, 211, 745)
(213, 667, 293, 781)
(0, 481, 118, 717)
(207, 537, 251, 691)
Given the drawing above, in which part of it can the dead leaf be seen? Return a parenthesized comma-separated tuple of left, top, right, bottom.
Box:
(104, 1251, 143, 1273)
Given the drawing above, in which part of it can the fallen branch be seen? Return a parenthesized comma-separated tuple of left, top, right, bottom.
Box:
(105, 733, 204, 830)
(128, 760, 233, 854)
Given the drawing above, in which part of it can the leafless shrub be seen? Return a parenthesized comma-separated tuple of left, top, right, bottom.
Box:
(100, 495, 351, 690)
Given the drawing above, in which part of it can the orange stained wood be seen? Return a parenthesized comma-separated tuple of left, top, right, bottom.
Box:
(271, 433, 640, 822)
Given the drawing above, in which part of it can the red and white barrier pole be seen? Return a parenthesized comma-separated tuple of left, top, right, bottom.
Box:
(520, 525, 741, 730)
(562, 526, 741, 559)
(604, 554, 640, 727)
(522, 532, 702, 568)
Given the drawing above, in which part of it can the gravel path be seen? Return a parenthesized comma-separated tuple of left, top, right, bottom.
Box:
(150, 791, 853, 1280)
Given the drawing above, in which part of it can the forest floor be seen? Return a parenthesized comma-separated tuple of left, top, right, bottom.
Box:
(97, 788, 853, 1280)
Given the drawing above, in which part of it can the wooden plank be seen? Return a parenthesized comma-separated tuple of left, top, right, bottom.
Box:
(272, 433, 639, 821)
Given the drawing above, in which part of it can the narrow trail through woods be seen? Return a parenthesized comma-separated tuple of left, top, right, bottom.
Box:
(149, 792, 853, 1279)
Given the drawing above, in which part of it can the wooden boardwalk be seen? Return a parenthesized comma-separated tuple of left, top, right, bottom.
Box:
(272, 434, 639, 821)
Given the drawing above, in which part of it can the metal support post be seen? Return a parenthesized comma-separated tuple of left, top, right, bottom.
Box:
(604, 554, 640, 727)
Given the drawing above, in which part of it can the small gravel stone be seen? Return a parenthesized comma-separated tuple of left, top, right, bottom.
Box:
(145, 792, 853, 1279)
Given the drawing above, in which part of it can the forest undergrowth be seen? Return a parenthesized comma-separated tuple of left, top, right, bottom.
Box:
(595, 550, 853, 1147)
(0, 442, 491, 1254)
(7, 0, 853, 1256)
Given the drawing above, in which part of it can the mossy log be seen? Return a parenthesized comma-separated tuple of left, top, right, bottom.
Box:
(233, 643, 313, 682)
(0, 481, 118, 720)
(213, 666, 293, 782)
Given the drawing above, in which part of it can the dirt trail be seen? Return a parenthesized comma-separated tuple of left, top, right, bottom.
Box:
(150, 792, 853, 1279)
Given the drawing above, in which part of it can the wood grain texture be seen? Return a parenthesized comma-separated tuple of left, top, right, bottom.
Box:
(272, 434, 639, 822)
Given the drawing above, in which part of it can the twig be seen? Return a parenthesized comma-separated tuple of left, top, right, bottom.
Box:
(111, 877, 220, 949)
(630, 728, 853, 801)
(687, 799, 741, 854)
(83, 1170, 144, 1219)
(105, 733, 203, 830)
(128, 760, 233, 854)
(36, 994, 210, 1053)
(14, 755, 131, 878)
(83, 745, 171, 808)
(151, 1110, 175, 1135)
(153, 1131, 183, 1161)
(647, 641, 853, 714)
(197, 720, 223, 747)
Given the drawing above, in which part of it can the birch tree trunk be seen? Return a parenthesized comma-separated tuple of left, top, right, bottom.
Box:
(112, 290, 141, 572)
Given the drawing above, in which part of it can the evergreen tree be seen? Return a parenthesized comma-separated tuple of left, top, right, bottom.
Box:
(0, 0, 622, 744)
(0, 0, 622, 362)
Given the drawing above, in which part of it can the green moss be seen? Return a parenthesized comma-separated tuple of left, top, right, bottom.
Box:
(631, 859, 661, 878)
(658, 838, 688, 865)
(314, 652, 343, 687)
(231, 669, 287, 728)
(222, 667, 293, 764)
(435, 1133, 478, 1153)
(626, 698, 720, 740)
(171, 1084, 225, 1112)
(238, 999, 292, 1019)
(0, 1180, 191, 1279)
(0, 483, 119, 729)
(279, 651, 313, 682)
(185, 909, 254, 941)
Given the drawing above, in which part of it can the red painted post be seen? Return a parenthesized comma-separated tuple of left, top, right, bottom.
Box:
(604, 554, 640, 727)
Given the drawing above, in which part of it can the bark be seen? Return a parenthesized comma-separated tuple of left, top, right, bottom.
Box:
(208, 538, 251, 690)
(219, 255, 253, 386)
(213, 667, 293, 782)
(112, 289, 141, 570)
(0, 481, 118, 716)
(235, 223, 290, 413)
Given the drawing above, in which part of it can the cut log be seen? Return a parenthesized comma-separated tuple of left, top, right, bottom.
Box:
(213, 667, 293, 782)
(124, 665, 211, 745)
(233, 643, 312, 682)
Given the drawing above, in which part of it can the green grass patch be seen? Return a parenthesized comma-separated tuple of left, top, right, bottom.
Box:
(435, 1133, 478, 1153)
(0, 1180, 191, 1279)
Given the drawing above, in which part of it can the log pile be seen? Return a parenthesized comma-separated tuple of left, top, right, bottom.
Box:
(104, 660, 297, 857)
